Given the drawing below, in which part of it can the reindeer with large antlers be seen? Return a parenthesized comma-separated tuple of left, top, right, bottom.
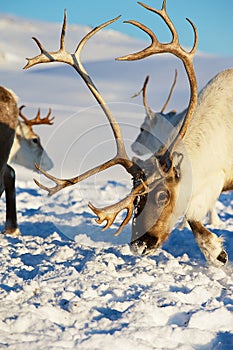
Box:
(9, 105, 54, 171)
(25, 1, 233, 266)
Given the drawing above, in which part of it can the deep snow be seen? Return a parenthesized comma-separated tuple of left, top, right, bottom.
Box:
(0, 12, 232, 350)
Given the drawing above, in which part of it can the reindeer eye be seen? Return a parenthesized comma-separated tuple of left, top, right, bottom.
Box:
(156, 190, 170, 207)
(32, 138, 38, 144)
(140, 127, 144, 132)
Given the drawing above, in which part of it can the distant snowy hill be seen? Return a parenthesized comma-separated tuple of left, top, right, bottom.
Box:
(0, 14, 232, 349)
(0, 14, 232, 179)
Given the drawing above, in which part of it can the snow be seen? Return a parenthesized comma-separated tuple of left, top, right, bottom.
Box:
(0, 13, 233, 349)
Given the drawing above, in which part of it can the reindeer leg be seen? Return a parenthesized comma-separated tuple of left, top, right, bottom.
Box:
(188, 220, 227, 266)
(2, 165, 20, 236)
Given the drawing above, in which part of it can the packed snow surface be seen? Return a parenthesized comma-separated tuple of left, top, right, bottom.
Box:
(0, 13, 232, 349)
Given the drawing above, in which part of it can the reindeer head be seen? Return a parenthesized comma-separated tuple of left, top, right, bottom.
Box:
(24, 0, 198, 255)
(130, 152, 186, 255)
(9, 105, 54, 170)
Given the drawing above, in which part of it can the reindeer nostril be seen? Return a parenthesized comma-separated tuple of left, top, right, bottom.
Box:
(130, 232, 159, 256)
(141, 245, 148, 255)
(130, 240, 148, 256)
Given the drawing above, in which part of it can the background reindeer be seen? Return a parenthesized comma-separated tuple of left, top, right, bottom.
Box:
(9, 105, 54, 171)
(0, 86, 19, 235)
(131, 73, 222, 228)
(0, 87, 54, 235)
(25, 1, 232, 266)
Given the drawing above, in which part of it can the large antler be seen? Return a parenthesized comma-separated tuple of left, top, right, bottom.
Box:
(24, 12, 136, 191)
(117, 0, 198, 156)
(24, 11, 158, 234)
(19, 105, 55, 126)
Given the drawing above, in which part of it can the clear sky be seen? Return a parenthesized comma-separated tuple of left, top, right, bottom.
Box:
(1, 0, 233, 56)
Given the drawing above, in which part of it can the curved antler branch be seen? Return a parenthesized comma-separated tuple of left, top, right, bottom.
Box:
(185, 18, 198, 55)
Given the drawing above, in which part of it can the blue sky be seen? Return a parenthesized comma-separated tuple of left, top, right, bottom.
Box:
(1, 0, 233, 56)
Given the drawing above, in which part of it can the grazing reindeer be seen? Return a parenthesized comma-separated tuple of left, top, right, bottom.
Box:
(25, 2, 232, 266)
(0, 88, 54, 235)
(9, 105, 54, 171)
(118, 1, 233, 265)
(0, 86, 19, 235)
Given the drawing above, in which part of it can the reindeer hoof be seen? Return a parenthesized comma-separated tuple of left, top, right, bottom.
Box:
(217, 250, 228, 265)
(2, 227, 21, 237)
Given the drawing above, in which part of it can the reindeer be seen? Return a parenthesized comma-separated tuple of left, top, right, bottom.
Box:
(0, 86, 19, 235)
(0, 88, 54, 235)
(9, 105, 54, 171)
(25, 1, 233, 266)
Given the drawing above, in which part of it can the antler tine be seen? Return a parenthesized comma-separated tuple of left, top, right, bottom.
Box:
(131, 75, 149, 99)
(117, 20, 161, 61)
(185, 18, 198, 55)
(34, 163, 67, 196)
(19, 105, 29, 124)
(60, 9, 67, 51)
(132, 75, 154, 118)
(88, 197, 134, 236)
(160, 69, 177, 113)
(34, 108, 55, 125)
(43, 108, 55, 125)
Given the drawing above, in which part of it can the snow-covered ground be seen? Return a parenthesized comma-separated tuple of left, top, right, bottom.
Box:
(0, 13, 233, 349)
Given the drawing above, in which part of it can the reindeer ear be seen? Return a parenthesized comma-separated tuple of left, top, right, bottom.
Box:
(172, 152, 183, 180)
(147, 109, 156, 121)
(167, 110, 176, 117)
(150, 112, 157, 126)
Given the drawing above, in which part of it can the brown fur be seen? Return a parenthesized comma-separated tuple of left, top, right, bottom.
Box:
(0, 86, 19, 234)
(223, 180, 233, 192)
(0, 87, 18, 130)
